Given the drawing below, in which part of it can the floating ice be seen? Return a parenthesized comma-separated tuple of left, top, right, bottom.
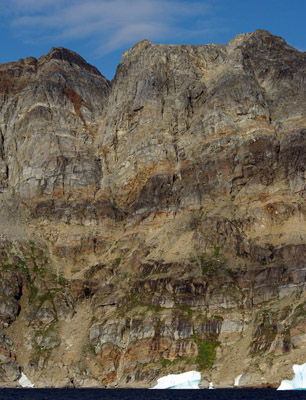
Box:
(152, 371, 201, 389)
(18, 372, 34, 388)
(278, 363, 306, 390)
(234, 374, 242, 387)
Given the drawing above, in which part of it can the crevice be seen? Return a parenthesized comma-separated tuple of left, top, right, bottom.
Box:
(0, 129, 4, 159)
(63, 86, 94, 137)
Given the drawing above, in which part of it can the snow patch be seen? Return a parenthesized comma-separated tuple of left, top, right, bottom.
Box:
(152, 371, 201, 389)
(18, 372, 34, 388)
(278, 363, 306, 390)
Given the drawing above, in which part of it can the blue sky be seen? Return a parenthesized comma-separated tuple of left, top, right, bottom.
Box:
(0, 0, 305, 80)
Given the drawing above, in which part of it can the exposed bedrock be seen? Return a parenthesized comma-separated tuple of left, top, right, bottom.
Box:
(0, 29, 305, 387)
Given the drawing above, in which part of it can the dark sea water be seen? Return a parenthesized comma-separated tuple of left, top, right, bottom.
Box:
(0, 389, 305, 400)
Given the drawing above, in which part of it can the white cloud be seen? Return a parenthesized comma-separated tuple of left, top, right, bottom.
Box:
(99, 21, 170, 55)
(3, 0, 216, 55)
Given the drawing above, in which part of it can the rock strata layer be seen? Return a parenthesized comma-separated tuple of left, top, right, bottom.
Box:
(0, 30, 305, 388)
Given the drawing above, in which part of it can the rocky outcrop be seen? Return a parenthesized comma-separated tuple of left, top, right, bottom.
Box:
(0, 47, 110, 224)
(0, 30, 305, 387)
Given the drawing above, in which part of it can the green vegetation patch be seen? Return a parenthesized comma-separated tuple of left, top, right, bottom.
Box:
(83, 341, 97, 356)
(146, 304, 166, 313)
(160, 357, 190, 368)
(177, 304, 193, 317)
(115, 257, 121, 266)
(198, 247, 228, 279)
(290, 301, 306, 327)
(117, 292, 166, 316)
(189, 207, 206, 230)
(293, 302, 306, 319)
(193, 334, 220, 369)
(31, 321, 60, 360)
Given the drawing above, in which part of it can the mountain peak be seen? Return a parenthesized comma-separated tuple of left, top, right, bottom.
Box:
(0, 31, 305, 389)
(39, 46, 103, 77)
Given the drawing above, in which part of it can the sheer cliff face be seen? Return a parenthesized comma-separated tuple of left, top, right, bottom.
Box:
(0, 48, 109, 215)
(0, 30, 305, 388)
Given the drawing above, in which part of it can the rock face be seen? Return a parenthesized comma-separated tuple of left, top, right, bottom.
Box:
(0, 30, 305, 388)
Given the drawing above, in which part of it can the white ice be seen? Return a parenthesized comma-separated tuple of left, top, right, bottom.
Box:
(278, 363, 306, 390)
(18, 372, 34, 388)
(152, 371, 201, 389)
(234, 374, 242, 387)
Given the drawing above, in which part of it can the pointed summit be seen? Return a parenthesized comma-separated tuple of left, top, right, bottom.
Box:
(39, 47, 103, 77)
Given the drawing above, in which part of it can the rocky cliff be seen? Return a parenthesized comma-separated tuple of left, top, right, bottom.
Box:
(0, 29, 305, 388)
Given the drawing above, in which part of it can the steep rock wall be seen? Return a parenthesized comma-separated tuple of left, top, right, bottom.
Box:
(0, 30, 305, 388)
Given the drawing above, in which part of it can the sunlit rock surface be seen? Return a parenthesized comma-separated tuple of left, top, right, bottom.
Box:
(0, 30, 305, 388)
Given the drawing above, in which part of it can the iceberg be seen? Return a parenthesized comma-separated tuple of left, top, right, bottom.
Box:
(278, 363, 306, 390)
(152, 371, 201, 389)
(18, 372, 34, 388)
(234, 374, 242, 387)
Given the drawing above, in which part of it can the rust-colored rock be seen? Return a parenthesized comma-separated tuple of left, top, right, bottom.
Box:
(0, 30, 305, 388)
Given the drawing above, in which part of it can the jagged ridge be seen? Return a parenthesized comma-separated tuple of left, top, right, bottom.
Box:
(0, 30, 305, 388)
